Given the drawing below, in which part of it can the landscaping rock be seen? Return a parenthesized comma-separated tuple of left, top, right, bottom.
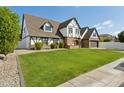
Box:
(0, 53, 20, 87)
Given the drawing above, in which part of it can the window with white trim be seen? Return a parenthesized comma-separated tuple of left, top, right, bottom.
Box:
(44, 23, 52, 32)
(45, 25, 52, 31)
(76, 29, 80, 36)
(68, 28, 73, 37)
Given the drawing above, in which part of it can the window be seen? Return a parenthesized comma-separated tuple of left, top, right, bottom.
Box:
(42, 38, 48, 45)
(68, 28, 73, 37)
(93, 33, 97, 37)
(45, 25, 52, 32)
(76, 29, 79, 36)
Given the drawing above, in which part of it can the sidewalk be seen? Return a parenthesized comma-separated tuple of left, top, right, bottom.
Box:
(58, 58, 124, 87)
(14, 48, 66, 55)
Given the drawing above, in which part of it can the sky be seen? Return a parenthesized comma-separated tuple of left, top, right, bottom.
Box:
(9, 6, 124, 36)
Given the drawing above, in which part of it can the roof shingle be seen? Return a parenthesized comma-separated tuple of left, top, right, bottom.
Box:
(24, 14, 61, 38)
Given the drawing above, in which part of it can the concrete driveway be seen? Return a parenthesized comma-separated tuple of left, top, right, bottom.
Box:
(58, 58, 124, 87)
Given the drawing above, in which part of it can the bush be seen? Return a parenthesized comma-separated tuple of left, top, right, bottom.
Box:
(118, 31, 124, 42)
(0, 7, 20, 58)
(35, 42, 43, 50)
(50, 43, 57, 49)
(59, 42, 64, 48)
(103, 39, 111, 42)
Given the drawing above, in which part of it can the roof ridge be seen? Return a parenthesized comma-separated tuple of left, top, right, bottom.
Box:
(24, 13, 60, 24)
(60, 17, 75, 24)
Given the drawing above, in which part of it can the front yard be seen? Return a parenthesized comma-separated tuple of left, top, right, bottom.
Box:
(19, 49, 124, 87)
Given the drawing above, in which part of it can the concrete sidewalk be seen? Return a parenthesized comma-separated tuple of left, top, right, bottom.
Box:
(58, 58, 124, 87)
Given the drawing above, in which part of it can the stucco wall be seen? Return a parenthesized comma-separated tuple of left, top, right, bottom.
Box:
(17, 37, 30, 49)
(60, 27, 68, 37)
(99, 42, 124, 50)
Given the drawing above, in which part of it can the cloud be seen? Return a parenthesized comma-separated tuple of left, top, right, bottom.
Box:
(93, 20, 114, 30)
(93, 23, 100, 28)
(96, 26, 104, 30)
(74, 6, 80, 8)
(109, 31, 120, 36)
(103, 20, 112, 26)
(108, 24, 114, 27)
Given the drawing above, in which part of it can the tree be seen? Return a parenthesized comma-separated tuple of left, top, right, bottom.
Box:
(118, 31, 124, 42)
(0, 7, 20, 60)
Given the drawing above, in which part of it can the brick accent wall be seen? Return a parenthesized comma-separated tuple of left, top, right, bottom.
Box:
(64, 37, 74, 46)
(64, 37, 80, 48)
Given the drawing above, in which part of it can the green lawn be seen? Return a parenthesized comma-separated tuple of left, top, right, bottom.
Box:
(19, 49, 124, 87)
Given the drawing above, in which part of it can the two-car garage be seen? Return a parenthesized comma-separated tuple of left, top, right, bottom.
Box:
(81, 40, 99, 48)
(89, 40, 99, 48)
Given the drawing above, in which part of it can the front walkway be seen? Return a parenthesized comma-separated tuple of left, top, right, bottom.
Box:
(58, 58, 124, 87)
(14, 48, 66, 55)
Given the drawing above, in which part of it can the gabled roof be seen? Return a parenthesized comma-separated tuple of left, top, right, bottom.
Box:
(59, 17, 81, 29)
(80, 27, 89, 36)
(83, 28, 100, 40)
(23, 14, 61, 38)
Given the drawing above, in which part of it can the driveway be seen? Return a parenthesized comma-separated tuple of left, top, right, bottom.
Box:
(58, 58, 124, 87)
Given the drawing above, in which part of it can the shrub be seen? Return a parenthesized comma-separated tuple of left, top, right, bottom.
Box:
(35, 42, 43, 50)
(118, 31, 124, 42)
(103, 39, 111, 42)
(0, 7, 20, 60)
(59, 42, 64, 48)
(50, 43, 56, 49)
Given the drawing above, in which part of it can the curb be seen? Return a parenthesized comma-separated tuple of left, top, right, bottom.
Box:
(16, 55, 25, 87)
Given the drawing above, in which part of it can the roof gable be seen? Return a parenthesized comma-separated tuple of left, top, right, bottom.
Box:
(83, 28, 100, 40)
(59, 17, 80, 29)
(80, 27, 89, 36)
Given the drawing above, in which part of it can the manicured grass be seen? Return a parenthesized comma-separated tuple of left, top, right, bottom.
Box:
(19, 49, 124, 87)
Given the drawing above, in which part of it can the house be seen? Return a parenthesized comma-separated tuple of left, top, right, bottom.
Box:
(20, 14, 100, 49)
(100, 34, 118, 42)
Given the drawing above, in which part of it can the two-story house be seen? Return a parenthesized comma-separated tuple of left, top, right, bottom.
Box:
(20, 14, 100, 49)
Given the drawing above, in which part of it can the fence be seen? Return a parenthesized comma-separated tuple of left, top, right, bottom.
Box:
(99, 42, 124, 50)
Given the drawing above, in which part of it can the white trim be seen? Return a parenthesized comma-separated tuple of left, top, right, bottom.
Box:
(89, 30, 99, 41)
(81, 28, 88, 39)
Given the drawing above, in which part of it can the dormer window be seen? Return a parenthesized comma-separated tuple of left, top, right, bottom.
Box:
(43, 22, 53, 32)
(45, 25, 52, 31)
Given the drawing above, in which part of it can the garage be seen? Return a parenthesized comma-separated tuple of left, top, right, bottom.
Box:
(80, 27, 100, 48)
(90, 41, 99, 47)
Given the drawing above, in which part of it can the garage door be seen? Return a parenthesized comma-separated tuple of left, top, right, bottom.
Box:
(90, 41, 98, 47)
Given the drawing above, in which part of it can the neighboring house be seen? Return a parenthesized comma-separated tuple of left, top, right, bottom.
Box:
(20, 14, 100, 49)
(100, 34, 118, 42)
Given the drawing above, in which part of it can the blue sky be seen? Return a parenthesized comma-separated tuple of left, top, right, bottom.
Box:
(9, 6, 124, 36)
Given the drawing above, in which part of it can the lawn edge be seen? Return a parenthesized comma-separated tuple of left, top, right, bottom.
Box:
(16, 55, 25, 87)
